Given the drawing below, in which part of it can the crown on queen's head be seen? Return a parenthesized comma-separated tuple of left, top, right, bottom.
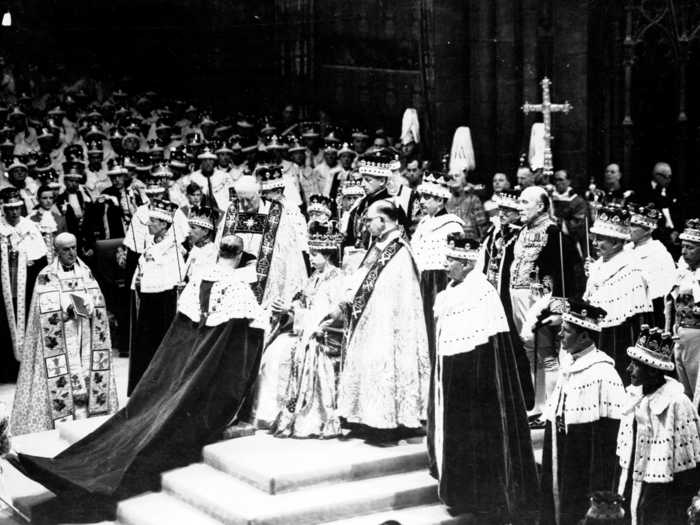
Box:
(629, 203, 661, 230)
(680, 218, 700, 244)
(445, 233, 480, 262)
(417, 171, 452, 200)
(308, 221, 343, 252)
(590, 204, 631, 241)
(626, 324, 675, 372)
(308, 194, 333, 218)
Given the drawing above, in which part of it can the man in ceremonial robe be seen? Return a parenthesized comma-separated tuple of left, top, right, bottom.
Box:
(128, 198, 185, 394)
(331, 199, 430, 443)
(29, 185, 67, 263)
(218, 175, 307, 308)
(11, 233, 118, 435)
(411, 171, 464, 364)
(183, 205, 218, 283)
(617, 326, 700, 524)
(479, 190, 521, 291)
(540, 300, 626, 525)
(257, 165, 309, 262)
(478, 190, 535, 411)
(341, 149, 410, 257)
(0, 187, 47, 383)
(508, 186, 583, 422)
(15, 240, 266, 523)
(179, 147, 233, 211)
(410, 171, 464, 476)
(669, 219, 700, 401)
(3, 157, 38, 212)
(626, 204, 675, 327)
(432, 234, 538, 521)
(55, 161, 97, 262)
(96, 158, 139, 241)
(585, 205, 653, 382)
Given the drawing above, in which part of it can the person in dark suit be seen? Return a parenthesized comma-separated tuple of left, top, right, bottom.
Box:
(635, 161, 683, 259)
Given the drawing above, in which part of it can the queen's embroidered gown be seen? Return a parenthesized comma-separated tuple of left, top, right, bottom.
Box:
(253, 265, 344, 436)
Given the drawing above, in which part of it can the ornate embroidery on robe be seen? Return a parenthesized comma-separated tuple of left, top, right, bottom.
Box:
(1, 236, 27, 357)
(346, 237, 403, 340)
(36, 270, 112, 426)
(220, 199, 284, 303)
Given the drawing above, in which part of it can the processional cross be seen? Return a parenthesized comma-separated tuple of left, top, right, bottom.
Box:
(522, 77, 572, 179)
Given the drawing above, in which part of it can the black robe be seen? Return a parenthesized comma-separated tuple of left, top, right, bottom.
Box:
(17, 311, 264, 522)
(494, 227, 535, 410)
(433, 331, 540, 522)
(127, 287, 178, 394)
(619, 420, 700, 524)
(540, 418, 620, 525)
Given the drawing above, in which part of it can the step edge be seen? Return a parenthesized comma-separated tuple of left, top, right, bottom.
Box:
(203, 446, 428, 495)
(117, 491, 224, 525)
(161, 465, 438, 525)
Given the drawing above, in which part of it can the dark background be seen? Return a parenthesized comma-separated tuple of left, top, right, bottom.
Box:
(2, 0, 699, 192)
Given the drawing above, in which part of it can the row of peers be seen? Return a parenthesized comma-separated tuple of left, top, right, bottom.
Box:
(537, 301, 700, 525)
(478, 186, 694, 427)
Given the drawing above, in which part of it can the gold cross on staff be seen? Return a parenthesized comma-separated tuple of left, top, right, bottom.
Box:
(522, 77, 572, 179)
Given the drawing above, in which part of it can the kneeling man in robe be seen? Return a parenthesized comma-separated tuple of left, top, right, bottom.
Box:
(12, 232, 118, 435)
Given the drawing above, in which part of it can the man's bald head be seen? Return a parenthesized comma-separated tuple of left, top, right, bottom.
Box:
(234, 176, 260, 198)
(219, 234, 244, 259)
(366, 199, 402, 238)
(54, 232, 77, 250)
(519, 185, 551, 225)
(55, 232, 77, 267)
(368, 199, 401, 224)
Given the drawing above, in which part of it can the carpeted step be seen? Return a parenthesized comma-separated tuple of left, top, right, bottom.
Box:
(320, 503, 474, 525)
(117, 492, 222, 525)
(161, 462, 438, 525)
(203, 433, 428, 494)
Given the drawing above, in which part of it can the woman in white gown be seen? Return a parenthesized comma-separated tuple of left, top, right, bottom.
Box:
(253, 221, 345, 437)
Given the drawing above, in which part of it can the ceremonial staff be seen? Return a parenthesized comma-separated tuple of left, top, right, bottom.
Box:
(171, 220, 185, 314)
